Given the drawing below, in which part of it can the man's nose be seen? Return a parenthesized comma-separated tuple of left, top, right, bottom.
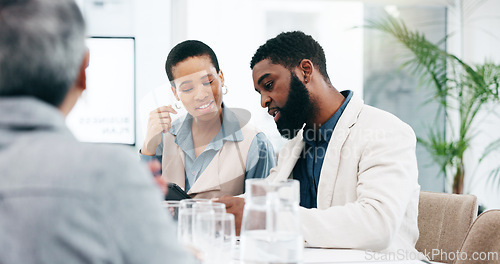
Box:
(261, 92, 271, 108)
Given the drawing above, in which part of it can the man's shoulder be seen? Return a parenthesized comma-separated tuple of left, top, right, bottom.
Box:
(43, 138, 150, 187)
(358, 104, 414, 133)
(80, 143, 138, 161)
(77, 143, 147, 175)
(348, 105, 417, 147)
(0, 135, 152, 207)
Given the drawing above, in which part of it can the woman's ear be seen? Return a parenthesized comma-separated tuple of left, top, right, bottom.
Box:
(219, 70, 225, 87)
(171, 85, 180, 101)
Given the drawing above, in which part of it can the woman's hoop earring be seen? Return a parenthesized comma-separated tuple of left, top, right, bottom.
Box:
(222, 85, 229, 95)
(174, 100, 182, 109)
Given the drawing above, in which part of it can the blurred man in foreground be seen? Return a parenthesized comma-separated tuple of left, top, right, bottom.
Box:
(0, 0, 193, 263)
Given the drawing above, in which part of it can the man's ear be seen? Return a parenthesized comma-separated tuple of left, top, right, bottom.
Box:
(58, 50, 90, 116)
(75, 49, 90, 91)
(298, 59, 314, 83)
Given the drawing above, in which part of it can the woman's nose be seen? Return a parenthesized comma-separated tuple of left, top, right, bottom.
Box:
(194, 85, 211, 101)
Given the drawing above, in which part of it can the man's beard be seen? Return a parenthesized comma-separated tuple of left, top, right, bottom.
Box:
(276, 72, 317, 139)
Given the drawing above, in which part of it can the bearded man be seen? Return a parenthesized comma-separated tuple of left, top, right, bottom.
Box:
(218, 31, 421, 255)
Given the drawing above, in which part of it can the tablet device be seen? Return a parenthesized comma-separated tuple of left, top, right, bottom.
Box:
(165, 183, 191, 200)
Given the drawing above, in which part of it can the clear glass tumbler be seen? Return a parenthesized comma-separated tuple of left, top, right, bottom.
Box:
(240, 179, 303, 263)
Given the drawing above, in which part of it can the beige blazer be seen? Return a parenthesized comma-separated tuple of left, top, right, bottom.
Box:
(267, 92, 420, 254)
(161, 119, 260, 199)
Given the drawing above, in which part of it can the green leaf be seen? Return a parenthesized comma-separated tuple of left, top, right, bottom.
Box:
(479, 137, 500, 163)
(365, 15, 500, 192)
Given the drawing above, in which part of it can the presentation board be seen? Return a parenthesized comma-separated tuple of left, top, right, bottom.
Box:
(66, 37, 136, 145)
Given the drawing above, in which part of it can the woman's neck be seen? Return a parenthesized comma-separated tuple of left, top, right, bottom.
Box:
(191, 109, 223, 158)
(191, 109, 223, 132)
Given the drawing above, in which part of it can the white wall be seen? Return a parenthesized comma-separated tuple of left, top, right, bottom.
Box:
(78, 0, 500, 209)
(174, 0, 364, 151)
(81, 0, 172, 149)
(447, 0, 500, 209)
(133, 0, 172, 149)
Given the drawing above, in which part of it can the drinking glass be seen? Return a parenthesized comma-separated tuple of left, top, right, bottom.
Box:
(214, 213, 236, 263)
(180, 198, 212, 209)
(191, 202, 226, 255)
(240, 179, 303, 263)
(193, 211, 216, 262)
(193, 202, 226, 214)
(178, 199, 226, 249)
(193, 212, 235, 264)
(178, 199, 212, 246)
(162, 200, 181, 221)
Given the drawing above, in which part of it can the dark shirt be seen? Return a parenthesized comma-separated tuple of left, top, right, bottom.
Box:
(293, 90, 353, 208)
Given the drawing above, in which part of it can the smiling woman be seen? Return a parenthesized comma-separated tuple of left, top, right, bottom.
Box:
(171, 59, 223, 121)
(165, 0, 364, 153)
(139, 40, 276, 199)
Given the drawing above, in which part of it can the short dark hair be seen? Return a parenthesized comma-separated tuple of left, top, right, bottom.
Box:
(250, 31, 330, 81)
(0, 0, 86, 106)
(165, 40, 220, 84)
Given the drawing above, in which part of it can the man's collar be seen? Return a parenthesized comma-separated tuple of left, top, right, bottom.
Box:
(302, 90, 353, 145)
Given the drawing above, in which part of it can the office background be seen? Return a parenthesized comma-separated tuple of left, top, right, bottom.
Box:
(73, 0, 500, 209)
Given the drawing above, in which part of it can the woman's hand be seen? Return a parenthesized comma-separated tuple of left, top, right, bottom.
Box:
(141, 105, 177, 156)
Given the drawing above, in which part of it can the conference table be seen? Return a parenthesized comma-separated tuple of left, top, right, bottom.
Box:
(229, 247, 438, 264)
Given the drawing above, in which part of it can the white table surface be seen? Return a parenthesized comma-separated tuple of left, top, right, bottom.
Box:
(302, 248, 432, 263)
(231, 247, 437, 263)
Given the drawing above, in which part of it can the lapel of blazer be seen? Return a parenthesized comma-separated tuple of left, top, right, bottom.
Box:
(162, 133, 186, 189)
(316, 93, 364, 209)
(187, 147, 222, 195)
(273, 133, 306, 181)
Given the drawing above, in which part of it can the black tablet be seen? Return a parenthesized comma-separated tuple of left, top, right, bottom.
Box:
(165, 183, 191, 201)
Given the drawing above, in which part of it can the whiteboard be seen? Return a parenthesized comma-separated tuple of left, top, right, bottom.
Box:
(66, 37, 135, 145)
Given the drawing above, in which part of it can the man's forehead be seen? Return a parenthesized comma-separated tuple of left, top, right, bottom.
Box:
(253, 59, 274, 70)
(254, 59, 291, 72)
(253, 60, 289, 79)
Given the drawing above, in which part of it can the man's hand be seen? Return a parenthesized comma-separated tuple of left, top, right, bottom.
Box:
(216, 195, 245, 236)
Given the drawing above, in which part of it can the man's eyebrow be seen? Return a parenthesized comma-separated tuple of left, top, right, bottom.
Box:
(257, 73, 270, 86)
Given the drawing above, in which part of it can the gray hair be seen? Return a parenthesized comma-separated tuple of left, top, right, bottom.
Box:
(0, 0, 86, 106)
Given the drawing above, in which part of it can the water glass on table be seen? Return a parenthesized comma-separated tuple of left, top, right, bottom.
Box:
(178, 199, 227, 256)
(178, 199, 212, 246)
(193, 212, 236, 264)
(215, 212, 236, 263)
(240, 179, 303, 263)
(193, 201, 226, 214)
(162, 200, 181, 221)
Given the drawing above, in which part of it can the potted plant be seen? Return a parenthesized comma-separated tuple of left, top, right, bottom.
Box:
(366, 16, 500, 194)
